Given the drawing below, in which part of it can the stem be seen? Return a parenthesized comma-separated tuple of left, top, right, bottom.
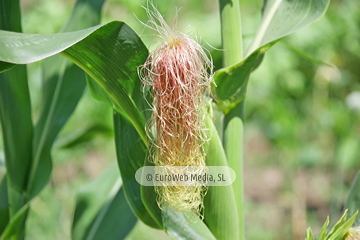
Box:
(219, 1, 245, 240)
(219, 0, 243, 66)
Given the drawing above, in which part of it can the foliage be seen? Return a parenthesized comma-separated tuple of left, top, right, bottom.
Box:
(305, 210, 358, 240)
(0, 0, 358, 239)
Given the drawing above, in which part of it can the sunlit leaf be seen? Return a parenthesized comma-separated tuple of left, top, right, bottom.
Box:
(215, 0, 330, 105)
(0, 21, 149, 145)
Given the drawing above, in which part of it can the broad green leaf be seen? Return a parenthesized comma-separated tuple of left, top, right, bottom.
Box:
(203, 114, 239, 240)
(28, 0, 105, 197)
(346, 172, 360, 226)
(140, 159, 163, 227)
(163, 208, 216, 240)
(0, 176, 9, 234)
(0, 62, 13, 73)
(86, 75, 112, 104)
(0, 0, 33, 220)
(214, 41, 274, 103)
(215, 0, 330, 104)
(113, 112, 160, 229)
(0, 21, 149, 145)
(72, 163, 135, 240)
(247, 0, 330, 54)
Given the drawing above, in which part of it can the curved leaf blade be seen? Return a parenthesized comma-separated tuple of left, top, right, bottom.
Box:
(215, 0, 330, 104)
(247, 0, 330, 54)
(0, 204, 29, 240)
(113, 112, 159, 229)
(0, 21, 149, 145)
(28, 0, 105, 199)
(163, 209, 216, 240)
(215, 42, 275, 102)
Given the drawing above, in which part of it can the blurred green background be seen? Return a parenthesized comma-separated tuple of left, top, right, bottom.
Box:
(0, 0, 359, 239)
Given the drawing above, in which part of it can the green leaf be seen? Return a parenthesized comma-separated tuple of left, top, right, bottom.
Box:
(327, 210, 349, 238)
(318, 216, 329, 240)
(86, 74, 112, 104)
(113, 112, 159, 229)
(1, 0, 105, 236)
(327, 210, 358, 240)
(29, 59, 87, 197)
(0, 62, 14, 73)
(306, 211, 358, 240)
(305, 228, 314, 240)
(88, 188, 137, 240)
(140, 159, 163, 227)
(0, 21, 149, 145)
(27, 0, 105, 200)
(0, 204, 29, 240)
(346, 172, 360, 226)
(163, 209, 216, 240)
(0, 176, 9, 234)
(72, 163, 136, 240)
(247, 0, 330, 55)
(203, 114, 239, 240)
(215, 0, 330, 104)
(214, 41, 274, 103)
(0, 0, 33, 219)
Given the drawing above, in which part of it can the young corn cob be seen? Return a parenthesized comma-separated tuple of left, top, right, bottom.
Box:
(139, 4, 213, 214)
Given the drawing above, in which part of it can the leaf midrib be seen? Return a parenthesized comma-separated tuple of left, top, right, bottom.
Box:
(247, 0, 282, 55)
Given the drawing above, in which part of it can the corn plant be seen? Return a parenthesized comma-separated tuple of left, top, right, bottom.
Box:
(1, 0, 358, 239)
